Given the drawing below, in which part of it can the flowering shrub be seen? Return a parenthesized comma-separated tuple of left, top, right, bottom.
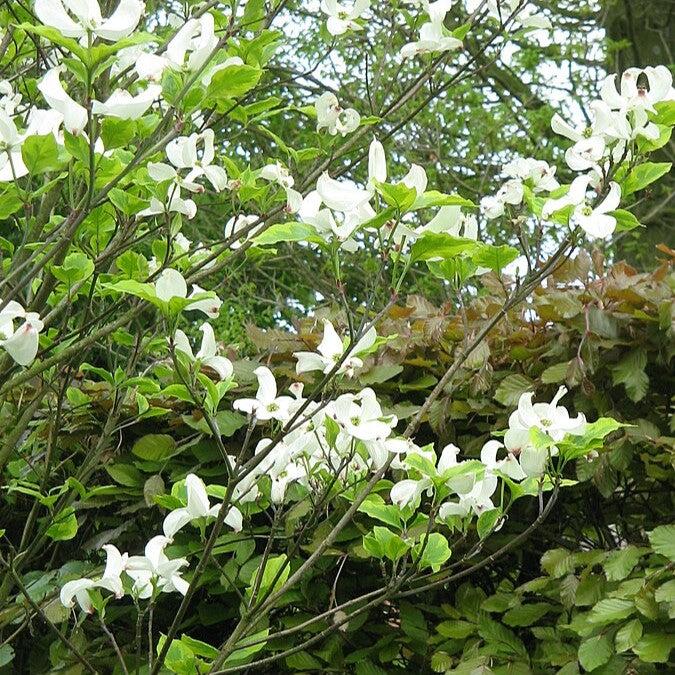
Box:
(0, 0, 673, 672)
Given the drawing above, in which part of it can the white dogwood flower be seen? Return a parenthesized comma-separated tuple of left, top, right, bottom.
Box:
(138, 186, 197, 220)
(294, 320, 376, 376)
(321, 0, 370, 35)
(333, 388, 397, 442)
(315, 92, 360, 135)
(601, 66, 674, 113)
(162, 474, 242, 538)
(173, 324, 233, 380)
(35, 0, 144, 41)
(150, 129, 228, 193)
(126, 536, 189, 599)
(60, 544, 128, 613)
(233, 366, 295, 422)
(401, 21, 462, 59)
(0, 111, 28, 181)
(153, 269, 222, 318)
(0, 300, 43, 366)
(92, 84, 161, 120)
(543, 175, 621, 239)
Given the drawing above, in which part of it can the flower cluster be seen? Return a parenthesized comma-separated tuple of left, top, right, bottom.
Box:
(61, 473, 242, 612)
(481, 157, 559, 219)
(402, 1, 462, 60)
(544, 65, 673, 238)
(391, 386, 587, 518)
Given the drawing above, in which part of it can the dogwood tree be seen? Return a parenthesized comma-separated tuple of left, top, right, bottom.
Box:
(0, 0, 672, 672)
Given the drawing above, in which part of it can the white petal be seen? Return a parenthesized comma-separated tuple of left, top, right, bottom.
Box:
(38, 68, 88, 135)
(401, 164, 427, 194)
(254, 366, 277, 404)
(155, 269, 187, 301)
(644, 65, 673, 103)
(390, 479, 424, 509)
(187, 285, 222, 318)
(294, 351, 328, 374)
(185, 473, 211, 517)
(92, 84, 160, 120)
(519, 446, 547, 477)
(60, 579, 96, 612)
(148, 162, 177, 183)
(550, 113, 583, 142)
(204, 355, 233, 380)
(96, 0, 144, 41)
(224, 505, 243, 532)
(317, 319, 343, 359)
(600, 74, 625, 109)
(368, 139, 387, 184)
(316, 172, 371, 212)
(196, 323, 218, 359)
(595, 182, 621, 215)
(35, 0, 85, 38)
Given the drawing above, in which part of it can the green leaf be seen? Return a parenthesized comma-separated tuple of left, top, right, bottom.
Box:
(615, 619, 642, 653)
(180, 635, 219, 659)
(0, 186, 23, 218)
(503, 603, 552, 627)
(21, 134, 61, 174)
(206, 64, 262, 101)
(648, 524, 675, 561)
(372, 180, 417, 212)
(157, 635, 196, 675)
(415, 532, 451, 572)
(51, 252, 95, 286)
(436, 620, 476, 639)
(109, 187, 149, 216)
(46, 507, 78, 541)
(477, 616, 527, 657)
(411, 190, 475, 210)
(494, 374, 533, 407)
(651, 100, 675, 126)
(622, 162, 671, 196)
(610, 209, 642, 232)
(63, 131, 90, 163)
(410, 232, 478, 262)
(541, 548, 575, 578)
(477, 508, 502, 539)
(19, 23, 87, 61)
(541, 362, 568, 384)
(363, 526, 410, 561)
(131, 434, 177, 462)
(471, 243, 519, 272)
(654, 579, 675, 603)
(451, 23, 472, 40)
(101, 118, 137, 149)
(559, 418, 626, 461)
(357, 494, 402, 529)
(602, 546, 646, 581)
(588, 598, 635, 625)
(286, 652, 323, 671)
(633, 632, 675, 663)
(611, 350, 648, 402)
(105, 463, 144, 487)
(247, 554, 289, 598)
(637, 124, 672, 152)
(253, 222, 319, 246)
(400, 602, 428, 643)
(222, 628, 269, 665)
(0, 645, 14, 667)
(578, 633, 613, 671)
